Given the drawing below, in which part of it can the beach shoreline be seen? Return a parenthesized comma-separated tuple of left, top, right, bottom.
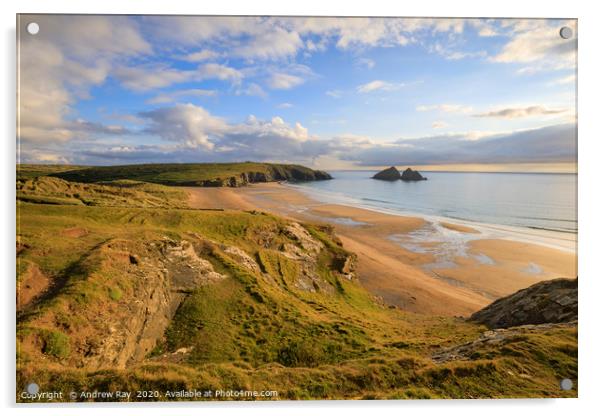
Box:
(285, 182, 577, 254)
(185, 182, 577, 317)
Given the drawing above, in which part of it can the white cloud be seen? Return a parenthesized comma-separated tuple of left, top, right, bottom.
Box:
(305, 38, 327, 52)
(114, 65, 195, 92)
(145, 16, 490, 63)
(146, 16, 304, 61)
(548, 74, 576, 86)
(140, 104, 228, 149)
(181, 49, 221, 62)
(357, 80, 406, 93)
(473, 106, 568, 119)
(429, 43, 487, 61)
(491, 20, 577, 72)
(142, 16, 262, 45)
(235, 83, 268, 98)
(138, 104, 317, 160)
(18, 149, 71, 164)
(416, 104, 473, 114)
(326, 90, 343, 98)
(232, 26, 303, 60)
(277, 103, 294, 109)
(268, 73, 305, 90)
(290, 17, 412, 49)
(468, 19, 501, 37)
(197, 63, 243, 84)
(146, 89, 217, 104)
(18, 15, 151, 143)
(477, 26, 498, 37)
(432, 18, 465, 34)
(432, 121, 449, 129)
(355, 58, 375, 69)
(115, 62, 243, 92)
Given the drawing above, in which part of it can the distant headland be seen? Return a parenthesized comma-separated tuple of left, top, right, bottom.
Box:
(17, 162, 332, 188)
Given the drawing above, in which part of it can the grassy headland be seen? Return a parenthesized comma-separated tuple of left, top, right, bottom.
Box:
(16, 164, 577, 401)
(17, 162, 332, 187)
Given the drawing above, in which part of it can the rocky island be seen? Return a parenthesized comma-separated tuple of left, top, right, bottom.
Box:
(372, 166, 427, 181)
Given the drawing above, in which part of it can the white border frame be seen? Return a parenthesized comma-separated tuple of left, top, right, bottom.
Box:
(2, 1, 600, 415)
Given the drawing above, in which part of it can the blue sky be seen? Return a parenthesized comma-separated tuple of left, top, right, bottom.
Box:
(18, 16, 577, 170)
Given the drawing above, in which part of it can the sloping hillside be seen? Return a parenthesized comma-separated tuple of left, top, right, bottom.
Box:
(16, 177, 577, 401)
(17, 176, 188, 208)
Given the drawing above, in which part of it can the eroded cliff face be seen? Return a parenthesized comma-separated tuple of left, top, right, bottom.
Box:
(196, 167, 332, 187)
(18, 220, 356, 370)
(95, 239, 230, 368)
(18, 238, 228, 369)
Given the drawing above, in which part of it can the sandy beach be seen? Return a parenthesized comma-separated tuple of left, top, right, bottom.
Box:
(186, 183, 577, 317)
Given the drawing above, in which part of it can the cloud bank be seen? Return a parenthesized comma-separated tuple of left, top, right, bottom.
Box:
(341, 123, 576, 166)
(20, 102, 576, 168)
(17, 15, 577, 169)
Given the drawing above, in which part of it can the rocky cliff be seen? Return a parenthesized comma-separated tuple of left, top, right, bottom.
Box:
(470, 278, 577, 329)
(197, 165, 333, 187)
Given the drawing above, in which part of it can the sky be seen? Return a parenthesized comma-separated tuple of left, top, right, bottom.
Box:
(17, 15, 577, 171)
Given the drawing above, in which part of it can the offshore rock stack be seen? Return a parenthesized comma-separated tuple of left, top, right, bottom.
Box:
(372, 166, 427, 181)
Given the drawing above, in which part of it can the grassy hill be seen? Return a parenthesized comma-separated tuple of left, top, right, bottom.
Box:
(16, 175, 577, 401)
(17, 176, 189, 208)
(17, 162, 332, 187)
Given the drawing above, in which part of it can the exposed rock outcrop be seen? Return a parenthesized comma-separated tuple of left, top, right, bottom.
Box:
(400, 168, 427, 181)
(197, 166, 333, 187)
(222, 245, 262, 274)
(432, 321, 576, 363)
(470, 278, 577, 329)
(86, 238, 228, 369)
(372, 166, 402, 181)
(283, 222, 324, 254)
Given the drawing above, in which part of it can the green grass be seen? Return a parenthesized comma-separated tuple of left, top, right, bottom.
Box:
(15, 177, 577, 401)
(17, 325, 577, 401)
(108, 287, 123, 301)
(17, 176, 188, 208)
(42, 330, 71, 358)
(17, 164, 88, 180)
(16, 162, 331, 187)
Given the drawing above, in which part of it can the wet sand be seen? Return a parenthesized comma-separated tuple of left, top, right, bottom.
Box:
(186, 183, 577, 317)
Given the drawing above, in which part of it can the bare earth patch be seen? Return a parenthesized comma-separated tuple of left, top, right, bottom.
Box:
(17, 262, 50, 310)
(60, 227, 89, 238)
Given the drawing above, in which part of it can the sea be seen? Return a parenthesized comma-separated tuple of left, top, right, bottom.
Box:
(288, 170, 577, 253)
